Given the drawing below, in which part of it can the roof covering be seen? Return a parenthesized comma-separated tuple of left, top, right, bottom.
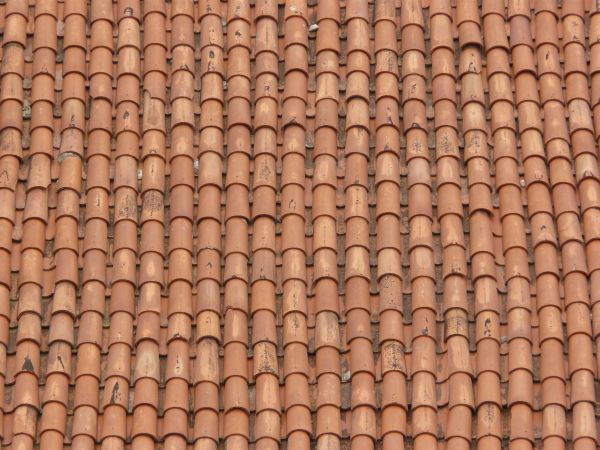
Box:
(1, 0, 600, 449)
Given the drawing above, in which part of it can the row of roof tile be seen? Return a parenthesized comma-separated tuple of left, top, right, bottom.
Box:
(2, 0, 600, 449)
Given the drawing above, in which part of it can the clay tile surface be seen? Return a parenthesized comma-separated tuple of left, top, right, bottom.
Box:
(3, 0, 600, 448)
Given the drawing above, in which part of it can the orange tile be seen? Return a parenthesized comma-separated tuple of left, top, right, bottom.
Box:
(2, 0, 600, 449)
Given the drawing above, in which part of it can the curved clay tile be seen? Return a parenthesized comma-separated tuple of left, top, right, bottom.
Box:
(39, 2, 87, 449)
(529, 4, 599, 447)
(558, 2, 600, 447)
(312, 5, 342, 443)
(431, 4, 475, 450)
(281, 2, 312, 448)
(194, 1, 222, 449)
(129, 2, 167, 449)
(252, 0, 282, 449)
(222, 0, 252, 448)
(401, 2, 438, 450)
(98, 3, 140, 450)
(485, 3, 536, 450)
(71, 5, 113, 450)
(11, 1, 57, 449)
(0, 0, 27, 444)
(2, 1, 600, 448)
(374, 2, 407, 450)
(583, 7, 600, 386)
(343, 1, 377, 449)
(459, 4, 502, 450)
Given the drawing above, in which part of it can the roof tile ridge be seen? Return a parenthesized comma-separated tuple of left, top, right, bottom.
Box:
(536, 6, 599, 448)
(401, 2, 438, 450)
(71, 2, 113, 447)
(0, 1, 26, 441)
(535, 4, 599, 447)
(569, 5, 600, 422)
(485, 3, 535, 448)
(374, 2, 407, 449)
(130, 2, 168, 448)
(222, 0, 252, 447)
(313, 1, 343, 448)
(432, 3, 475, 449)
(193, 0, 222, 448)
(12, 1, 57, 448)
(39, 2, 87, 448)
(252, 0, 282, 448)
(461, 2, 503, 449)
(156, 0, 195, 444)
(343, 1, 377, 449)
(99, 2, 141, 448)
(281, 0, 312, 447)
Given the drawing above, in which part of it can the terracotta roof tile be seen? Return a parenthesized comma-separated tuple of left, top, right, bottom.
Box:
(3, 0, 600, 448)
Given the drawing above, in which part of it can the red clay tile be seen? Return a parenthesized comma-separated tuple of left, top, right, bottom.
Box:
(313, 2, 342, 449)
(401, 3, 439, 450)
(2, 0, 600, 449)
